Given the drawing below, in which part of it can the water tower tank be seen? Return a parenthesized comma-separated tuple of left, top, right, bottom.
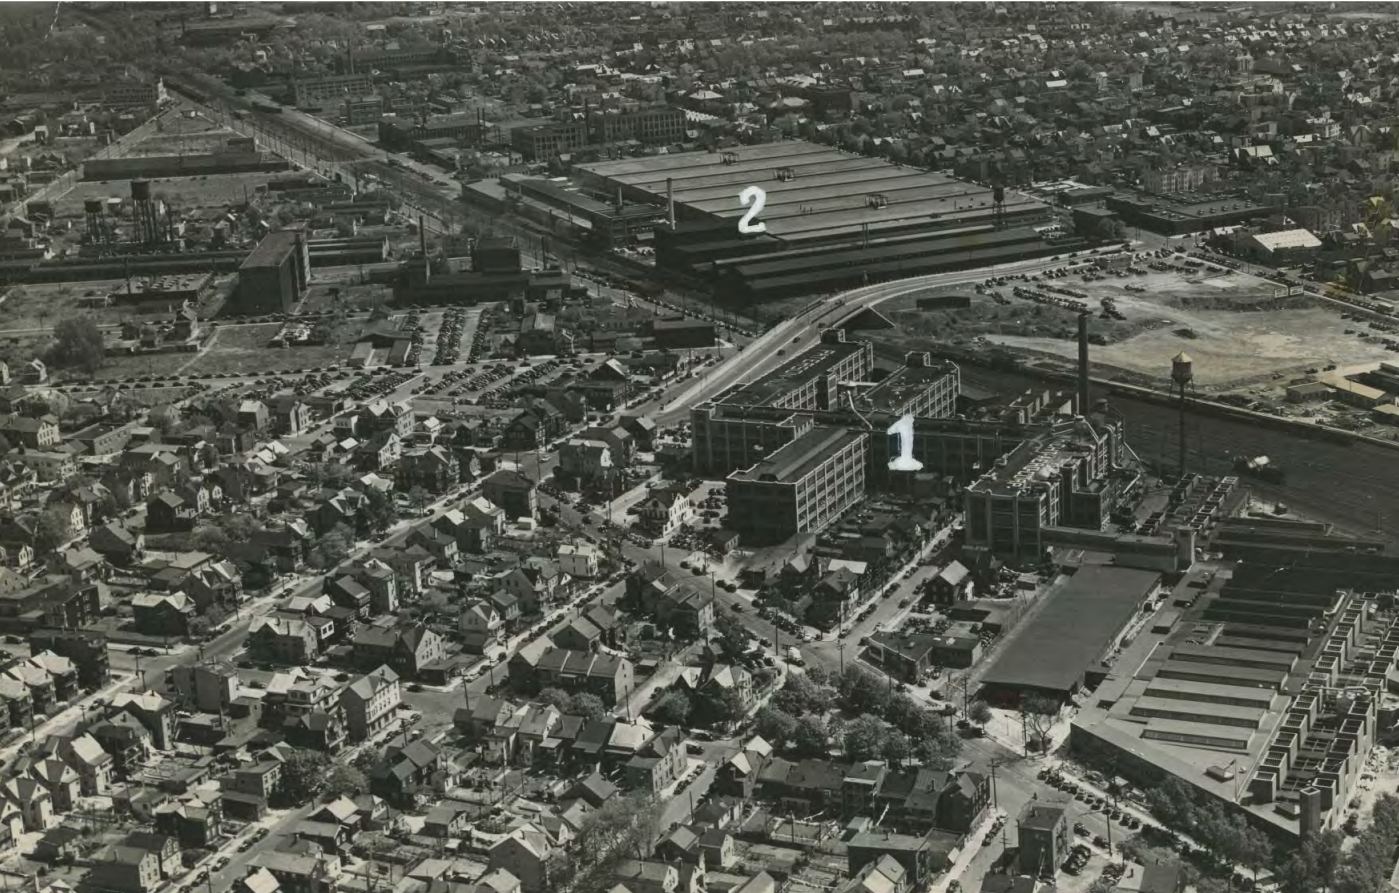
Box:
(83, 199, 103, 214)
(130, 179, 152, 201)
(1172, 351, 1194, 387)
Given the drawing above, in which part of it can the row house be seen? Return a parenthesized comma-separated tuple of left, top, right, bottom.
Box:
(509, 646, 634, 707)
(352, 623, 445, 681)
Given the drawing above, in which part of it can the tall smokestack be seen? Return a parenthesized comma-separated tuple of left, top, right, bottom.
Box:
(419, 215, 427, 258)
(666, 178, 675, 229)
(1077, 312, 1091, 416)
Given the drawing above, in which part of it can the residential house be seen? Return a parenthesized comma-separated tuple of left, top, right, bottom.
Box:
(482, 470, 537, 520)
(352, 624, 444, 680)
(460, 602, 504, 656)
(340, 666, 401, 742)
(501, 559, 560, 615)
(675, 663, 755, 725)
(131, 592, 195, 637)
(558, 439, 613, 483)
(273, 398, 313, 437)
(29, 628, 110, 689)
(89, 523, 145, 567)
(248, 617, 319, 664)
(623, 727, 687, 795)
(488, 826, 557, 893)
(89, 845, 161, 893)
(369, 739, 447, 807)
(396, 446, 459, 494)
(638, 487, 690, 538)
(557, 543, 600, 580)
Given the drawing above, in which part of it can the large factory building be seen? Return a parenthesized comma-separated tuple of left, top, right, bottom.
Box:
(574, 143, 1072, 300)
(233, 231, 309, 314)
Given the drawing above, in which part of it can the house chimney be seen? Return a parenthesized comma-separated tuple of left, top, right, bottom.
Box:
(1077, 312, 1091, 415)
(616, 187, 623, 209)
(667, 177, 676, 229)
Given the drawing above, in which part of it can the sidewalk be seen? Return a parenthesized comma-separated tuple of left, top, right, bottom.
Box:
(930, 809, 1002, 893)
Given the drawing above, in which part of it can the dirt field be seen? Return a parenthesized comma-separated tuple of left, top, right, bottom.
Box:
(125, 114, 242, 158)
(183, 323, 355, 377)
(885, 265, 1397, 391)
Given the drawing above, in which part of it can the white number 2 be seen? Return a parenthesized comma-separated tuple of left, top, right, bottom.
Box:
(887, 414, 923, 472)
(738, 186, 767, 234)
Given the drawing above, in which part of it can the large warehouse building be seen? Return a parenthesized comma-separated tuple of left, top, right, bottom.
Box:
(978, 565, 1162, 705)
(1070, 559, 1395, 842)
(575, 143, 1072, 300)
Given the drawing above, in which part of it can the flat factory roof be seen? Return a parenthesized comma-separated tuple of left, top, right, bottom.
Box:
(578, 142, 1047, 244)
(241, 231, 299, 270)
(718, 339, 867, 408)
(729, 426, 866, 485)
(980, 566, 1161, 696)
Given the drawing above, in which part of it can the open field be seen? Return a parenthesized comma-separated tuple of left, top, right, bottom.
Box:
(183, 326, 354, 377)
(95, 352, 195, 381)
(125, 114, 241, 157)
(0, 280, 135, 332)
(884, 264, 1395, 392)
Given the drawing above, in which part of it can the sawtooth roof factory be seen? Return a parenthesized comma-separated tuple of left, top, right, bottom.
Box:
(573, 143, 1075, 301)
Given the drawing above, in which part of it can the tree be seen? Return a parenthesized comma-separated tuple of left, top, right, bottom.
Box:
(882, 729, 911, 765)
(1144, 776, 1197, 829)
(0, 433, 11, 455)
(567, 693, 608, 722)
(705, 687, 747, 725)
(35, 504, 73, 553)
(276, 748, 330, 805)
(362, 486, 398, 536)
(712, 614, 749, 662)
(407, 485, 431, 512)
(843, 714, 890, 762)
(49, 317, 107, 374)
(1020, 694, 1060, 752)
(773, 672, 832, 716)
(309, 524, 354, 570)
(755, 706, 797, 744)
(538, 687, 572, 711)
(323, 764, 369, 799)
(572, 792, 662, 871)
(792, 714, 829, 756)
(652, 691, 692, 726)
(968, 700, 994, 726)
(837, 666, 890, 716)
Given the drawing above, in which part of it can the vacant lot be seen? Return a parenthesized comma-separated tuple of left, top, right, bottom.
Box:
(885, 264, 1395, 392)
(184, 324, 354, 377)
(126, 115, 241, 157)
(0, 281, 134, 332)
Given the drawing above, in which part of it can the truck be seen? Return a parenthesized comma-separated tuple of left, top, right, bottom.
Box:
(1233, 454, 1286, 485)
(786, 646, 804, 666)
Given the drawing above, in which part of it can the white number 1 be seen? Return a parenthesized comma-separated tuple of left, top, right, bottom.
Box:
(738, 186, 767, 234)
(887, 414, 923, 472)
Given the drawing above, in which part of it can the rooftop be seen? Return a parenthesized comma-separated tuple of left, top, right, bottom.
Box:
(729, 426, 866, 485)
(980, 566, 1161, 696)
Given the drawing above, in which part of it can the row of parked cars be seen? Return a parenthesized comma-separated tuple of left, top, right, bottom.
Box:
(433, 308, 468, 365)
